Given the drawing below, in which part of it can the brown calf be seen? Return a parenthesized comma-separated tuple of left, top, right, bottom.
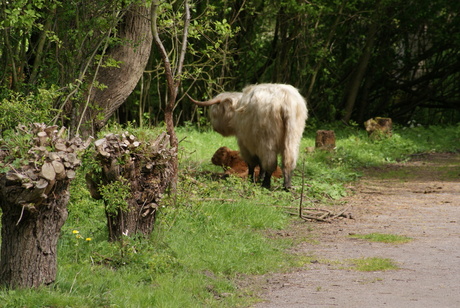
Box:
(211, 146, 282, 181)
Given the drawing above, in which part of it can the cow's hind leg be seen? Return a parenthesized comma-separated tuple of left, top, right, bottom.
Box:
(260, 152, 278, 189)
(282, 169, 292, 191)
(261, 172, 272, 189)
(239, 145, 259, 184)
(258, 167, 266, 184)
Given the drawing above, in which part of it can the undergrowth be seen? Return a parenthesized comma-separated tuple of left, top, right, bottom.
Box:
(0, 123, 459, 307)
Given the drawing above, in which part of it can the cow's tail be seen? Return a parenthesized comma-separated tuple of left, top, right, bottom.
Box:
(282, 91, 308, 189)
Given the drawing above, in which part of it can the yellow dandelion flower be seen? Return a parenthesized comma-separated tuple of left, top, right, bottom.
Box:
(86, 238, 92, 241)
(72, 230, 79, 234)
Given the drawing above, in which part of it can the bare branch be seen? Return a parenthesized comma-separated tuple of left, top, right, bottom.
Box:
(175, 0, 191, 88)
(151, 0, 174, 94)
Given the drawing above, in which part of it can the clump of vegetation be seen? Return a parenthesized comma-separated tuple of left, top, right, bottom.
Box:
(350, 233, 412, 244)
(348, 257, 399, 272)
(0, 87, 59, 134)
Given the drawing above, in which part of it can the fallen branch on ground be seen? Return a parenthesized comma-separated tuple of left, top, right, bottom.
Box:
(287, 205, 353, 223)
(193, 197, 237, 203)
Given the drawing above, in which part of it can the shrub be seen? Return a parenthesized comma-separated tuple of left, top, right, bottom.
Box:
(0, 87, 59, 133)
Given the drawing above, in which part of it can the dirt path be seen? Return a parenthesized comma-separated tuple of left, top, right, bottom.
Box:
(253, 153, 460, 308)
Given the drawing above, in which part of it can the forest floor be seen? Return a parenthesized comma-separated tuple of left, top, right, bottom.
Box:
(250, 153, 460, 308)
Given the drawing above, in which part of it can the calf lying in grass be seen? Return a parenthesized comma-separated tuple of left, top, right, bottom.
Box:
(211, 146, 282, 182)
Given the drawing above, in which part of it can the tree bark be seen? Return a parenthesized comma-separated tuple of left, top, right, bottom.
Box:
(103, 157, 167, 241)
(76, 2, 152, 136)
(28, 7, 55, 85)
(315, 130, 336, 151)
(0, 179, 69, 288)
(0, 124, 90, 288)
(364, 117, 392, 139)
(88, 132, 175, 242)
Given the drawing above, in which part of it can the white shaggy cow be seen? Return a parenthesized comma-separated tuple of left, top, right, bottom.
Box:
(190, 83, 308, 190)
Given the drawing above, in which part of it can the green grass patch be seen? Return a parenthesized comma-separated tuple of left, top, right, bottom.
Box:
(348, 257, 399, 272)
(350, 233, 412, 244)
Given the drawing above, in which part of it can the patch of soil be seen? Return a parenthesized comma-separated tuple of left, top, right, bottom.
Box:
(252, 153, 460, 308)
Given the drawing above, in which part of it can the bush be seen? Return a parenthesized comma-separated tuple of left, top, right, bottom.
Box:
(0, 86, 59, 133)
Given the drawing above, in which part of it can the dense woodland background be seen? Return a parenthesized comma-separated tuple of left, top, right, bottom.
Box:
(1, 0, 460, 136)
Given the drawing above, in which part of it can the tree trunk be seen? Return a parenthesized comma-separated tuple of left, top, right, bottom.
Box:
(76, 2, 152, 136)
(28, 7, 55, 85)
(364, 117, 393, 139)
(306, 1, 345, 100)
(0, 124, 90, 288)
(104, 150, 170, 241)
(88, 132, 175, 242)
(0, 180, 69, 288)
(342, 19, 379, 123)
(315, 130, 336, 151)
(151, 0, 190, 193)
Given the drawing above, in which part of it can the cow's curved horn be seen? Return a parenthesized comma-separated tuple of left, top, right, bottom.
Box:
(186, 93, 221, 106)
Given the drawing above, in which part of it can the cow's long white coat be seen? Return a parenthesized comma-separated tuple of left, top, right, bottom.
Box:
(208, 84, 308, 189)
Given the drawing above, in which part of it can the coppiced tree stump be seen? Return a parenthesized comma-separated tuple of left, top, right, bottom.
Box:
(86, 131, 175, 242)
(364, 117, 392, 139)
(0, 124, 90, 288)
(315, 130, 336, 151)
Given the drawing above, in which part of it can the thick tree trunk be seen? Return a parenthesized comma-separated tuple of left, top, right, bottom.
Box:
(104, 161, 164, 241)
(76, 2, 152, 136)
(88, 132, 175, 242)
(104, 152, 168, 241)
(0, 124, 90, 288)
(0, 180, 69, 288)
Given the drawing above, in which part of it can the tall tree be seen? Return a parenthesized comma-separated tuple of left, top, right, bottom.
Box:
(72, 1, 153, 137)
(341, 7, 380, 124)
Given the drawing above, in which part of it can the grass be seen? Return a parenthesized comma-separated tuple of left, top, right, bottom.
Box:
(347, 257, 399, 272)
(318, 256, 399, 272)
(0, 123, 459, 307)
(349, 233, 412, 244)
